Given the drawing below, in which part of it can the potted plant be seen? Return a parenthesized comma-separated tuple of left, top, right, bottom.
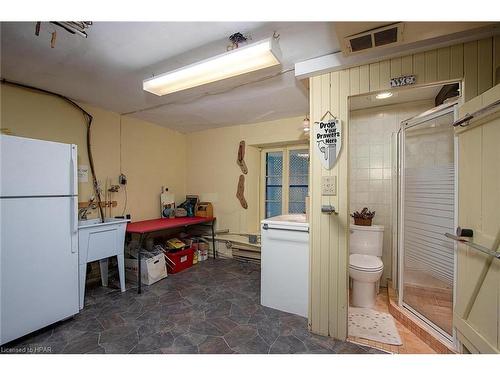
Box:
(351, 207, 375, 226)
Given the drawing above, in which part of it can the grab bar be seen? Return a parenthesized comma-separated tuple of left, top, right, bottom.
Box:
(444, 233, 500, 259)
(262, 223, 309, 233)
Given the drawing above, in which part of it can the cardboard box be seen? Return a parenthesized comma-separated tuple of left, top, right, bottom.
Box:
(125, 253, 167, 285)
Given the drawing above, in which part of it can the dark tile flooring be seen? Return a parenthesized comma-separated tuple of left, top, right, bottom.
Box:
(1, 259, 382, 354)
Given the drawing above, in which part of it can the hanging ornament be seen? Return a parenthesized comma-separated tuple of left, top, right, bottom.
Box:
(313, 110, 342, 170)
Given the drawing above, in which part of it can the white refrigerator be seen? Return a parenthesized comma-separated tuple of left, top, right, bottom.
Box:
(0, 135, 79, 345)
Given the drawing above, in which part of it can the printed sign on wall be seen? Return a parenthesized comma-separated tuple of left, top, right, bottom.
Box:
(78, 165, 89, 182)
(314, 112, 342, 170)
(390, 74, 416, 88)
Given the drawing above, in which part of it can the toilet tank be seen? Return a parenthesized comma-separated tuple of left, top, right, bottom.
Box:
(349, 224, 384, 256)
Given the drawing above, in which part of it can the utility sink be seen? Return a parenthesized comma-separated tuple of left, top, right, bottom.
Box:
(78, 217, 130, 229)
(77, 217, 130, 309)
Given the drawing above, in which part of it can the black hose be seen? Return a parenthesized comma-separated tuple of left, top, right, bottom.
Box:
(1, 78, 105, 222)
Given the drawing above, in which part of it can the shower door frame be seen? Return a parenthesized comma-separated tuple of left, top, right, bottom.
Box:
(397, 101, 459, 348)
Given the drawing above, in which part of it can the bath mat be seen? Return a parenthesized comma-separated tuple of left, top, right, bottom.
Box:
(348, 307, 402, 346)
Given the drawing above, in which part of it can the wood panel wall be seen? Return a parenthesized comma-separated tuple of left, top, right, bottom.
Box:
(309, 37, 497, 339)
(454, 84, 500, 354)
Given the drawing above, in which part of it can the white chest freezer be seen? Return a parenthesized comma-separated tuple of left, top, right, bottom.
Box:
(260, 214, 309, 317)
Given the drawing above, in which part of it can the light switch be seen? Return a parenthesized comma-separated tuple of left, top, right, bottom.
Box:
(322, 175, 336, 196)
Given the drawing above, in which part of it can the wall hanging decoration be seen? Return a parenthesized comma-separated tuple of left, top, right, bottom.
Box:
(237, 140, 248, 174)
(313, 110, 342, 170)
(236, 174, 248, 209)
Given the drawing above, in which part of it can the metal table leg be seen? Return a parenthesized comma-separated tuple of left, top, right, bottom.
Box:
(211, 220, 216, 259)
(137, 233, 144, 294)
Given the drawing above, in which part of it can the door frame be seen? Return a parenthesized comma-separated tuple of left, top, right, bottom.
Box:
(397, 101, 459, 348)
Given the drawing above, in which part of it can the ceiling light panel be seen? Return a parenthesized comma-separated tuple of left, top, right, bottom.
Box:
(143, 37, 282, 96)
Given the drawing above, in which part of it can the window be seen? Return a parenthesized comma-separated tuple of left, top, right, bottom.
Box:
(261, 146, 309, 219)
(264, 151, 283, 218)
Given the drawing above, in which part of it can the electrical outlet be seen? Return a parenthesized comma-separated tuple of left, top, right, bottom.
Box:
(321, 175, 336, 196)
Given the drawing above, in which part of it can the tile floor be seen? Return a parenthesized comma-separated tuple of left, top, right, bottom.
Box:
(403, 269, 453, 335)
(1, 259, 382, 354)
(348, 288, 437, 354)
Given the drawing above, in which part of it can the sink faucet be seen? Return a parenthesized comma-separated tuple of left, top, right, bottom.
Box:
(79, 196, 97, 220)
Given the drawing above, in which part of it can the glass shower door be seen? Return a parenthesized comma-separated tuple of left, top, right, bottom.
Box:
(399, 105, 456, 339)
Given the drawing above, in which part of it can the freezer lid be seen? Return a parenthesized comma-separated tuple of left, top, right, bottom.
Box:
(261, 214, 309, 230)
(0, 135, 78, 197)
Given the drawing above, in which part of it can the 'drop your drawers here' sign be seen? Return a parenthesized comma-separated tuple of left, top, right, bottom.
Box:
(314, 113, 342, 170)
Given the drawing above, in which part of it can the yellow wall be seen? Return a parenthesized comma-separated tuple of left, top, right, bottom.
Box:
(186, 116, 308, 234)
(1, 84, 187, 221)
(1, 83, 305, 229)
(309, 37, 499, 339)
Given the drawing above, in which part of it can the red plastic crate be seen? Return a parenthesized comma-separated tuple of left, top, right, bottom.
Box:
(164, 247, 194, 274)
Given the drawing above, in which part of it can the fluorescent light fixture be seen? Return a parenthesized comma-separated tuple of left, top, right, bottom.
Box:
(375, 92, 393, 99)
(143, 38, 282, 96)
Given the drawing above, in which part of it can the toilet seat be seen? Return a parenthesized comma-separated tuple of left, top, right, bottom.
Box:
(349, 254, 383, 272)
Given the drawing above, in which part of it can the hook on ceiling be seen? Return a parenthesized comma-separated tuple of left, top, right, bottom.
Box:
(34, 21, 93, 48)
(227, 32, 250, 51)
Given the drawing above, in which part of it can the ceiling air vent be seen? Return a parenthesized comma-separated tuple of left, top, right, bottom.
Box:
(345, 23, 404, 55)
(349, 34, 373, 52)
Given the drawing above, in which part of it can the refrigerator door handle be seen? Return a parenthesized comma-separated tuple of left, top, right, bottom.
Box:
(70, 144, 78, 253)
(70, 145, 78, 196)
(71, 196, 78, 253)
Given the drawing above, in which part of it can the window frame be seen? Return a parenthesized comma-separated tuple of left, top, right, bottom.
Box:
(260, 144, 309, 220)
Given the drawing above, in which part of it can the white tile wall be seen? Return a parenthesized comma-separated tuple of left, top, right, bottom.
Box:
(349, 100, 434, 284)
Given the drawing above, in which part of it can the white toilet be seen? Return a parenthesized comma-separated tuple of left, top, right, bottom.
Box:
(349, 224, 384, 308)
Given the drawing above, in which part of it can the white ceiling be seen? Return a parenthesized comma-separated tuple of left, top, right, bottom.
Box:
(1, 22, 340, 132)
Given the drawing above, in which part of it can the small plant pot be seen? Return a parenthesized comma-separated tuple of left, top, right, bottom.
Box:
(354, 217, 372, 226)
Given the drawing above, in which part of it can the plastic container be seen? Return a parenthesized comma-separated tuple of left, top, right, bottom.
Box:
(164, 247, 195, 274)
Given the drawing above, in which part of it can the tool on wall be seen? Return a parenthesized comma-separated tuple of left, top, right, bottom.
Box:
(236, 174, 248, 209)
(237, 140, 248, 174)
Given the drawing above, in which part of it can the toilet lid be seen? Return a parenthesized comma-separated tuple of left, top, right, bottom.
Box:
(349, 254, 383, 271)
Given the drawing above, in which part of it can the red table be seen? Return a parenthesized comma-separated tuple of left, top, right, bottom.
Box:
(126, 216, 216, 293)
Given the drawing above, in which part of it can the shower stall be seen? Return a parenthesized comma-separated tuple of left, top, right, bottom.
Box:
(397, 102, 458, 343)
